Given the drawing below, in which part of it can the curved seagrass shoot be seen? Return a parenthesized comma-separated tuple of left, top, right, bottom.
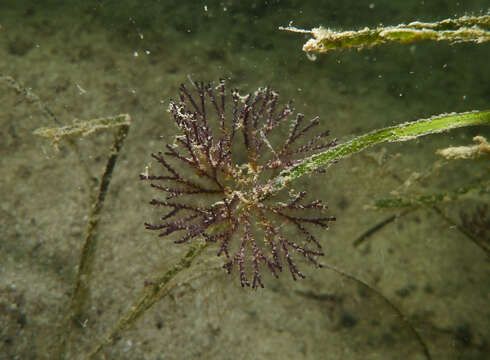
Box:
(264, 110, 490, 196)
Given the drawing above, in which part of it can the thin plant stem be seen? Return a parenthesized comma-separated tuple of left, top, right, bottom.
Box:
(54, 118, 130, 359)
(86, 240, 208, 359)
(373, 181, 488, 209)
(322, 264, 432, 360)
(430, 206, 490, 256)
(352, 209, 414, 247)
(0, 74, 62, 125)
(1, 74, 96, 193)
(69, 122, 130, 322)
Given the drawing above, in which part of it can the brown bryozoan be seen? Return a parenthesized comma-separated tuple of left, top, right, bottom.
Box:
(141, 79, 337, 288)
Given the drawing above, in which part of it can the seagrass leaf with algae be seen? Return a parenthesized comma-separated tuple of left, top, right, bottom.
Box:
(279, 14, 490, 57)
(34, 114, 131, 149)
(262, 110, 490, 198)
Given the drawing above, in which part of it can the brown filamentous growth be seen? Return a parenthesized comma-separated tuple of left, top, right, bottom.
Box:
(141, 79, 337, 289)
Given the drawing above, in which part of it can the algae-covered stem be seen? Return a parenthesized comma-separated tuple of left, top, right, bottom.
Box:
(42, 115, 131, 360)
(262, 110, 490, 199)
(68, 117, 131, 324)
(280, 15, 490, 55)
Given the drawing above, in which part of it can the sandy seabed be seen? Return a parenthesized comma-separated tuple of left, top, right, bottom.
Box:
(1, 1, 489, 359)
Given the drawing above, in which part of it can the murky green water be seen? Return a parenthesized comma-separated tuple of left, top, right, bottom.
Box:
(1, 1, 488, 359)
